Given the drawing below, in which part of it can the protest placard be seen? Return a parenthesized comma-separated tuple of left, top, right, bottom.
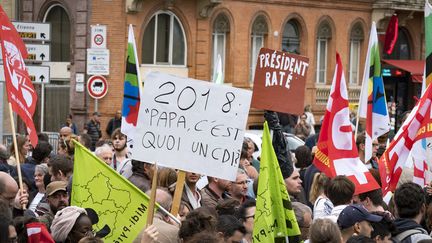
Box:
(251, 48, 309, 115)
(131, 72, 252, 181)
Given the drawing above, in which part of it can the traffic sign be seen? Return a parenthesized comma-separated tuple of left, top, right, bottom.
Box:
(25, 44, 50, 61)
(0, 65, 50, 83)
(87, 75, 108, 99)
(87, 49, 110, 75)
(0, 44, 50, 62)
(12, 22, 51, 41)
(91, 25, 107, 49)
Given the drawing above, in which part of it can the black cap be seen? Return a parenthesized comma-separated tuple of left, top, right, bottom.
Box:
(337, 204, 383, 230)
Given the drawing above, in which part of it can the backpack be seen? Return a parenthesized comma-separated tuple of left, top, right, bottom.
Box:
(391, 228, 425, 243)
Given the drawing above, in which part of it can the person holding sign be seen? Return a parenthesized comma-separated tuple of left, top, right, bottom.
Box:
(181, 172, 202, 211)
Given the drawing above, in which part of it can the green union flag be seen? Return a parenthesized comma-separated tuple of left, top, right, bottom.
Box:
(426, 0, 432, 87)
(253, 122, 301, 243)
(71, 140, 150, 242)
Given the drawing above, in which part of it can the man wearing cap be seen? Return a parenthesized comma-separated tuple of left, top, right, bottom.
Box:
(84, 112, 102, 151)
(37, 181, 69, 229)
(337, 204, 383, 242)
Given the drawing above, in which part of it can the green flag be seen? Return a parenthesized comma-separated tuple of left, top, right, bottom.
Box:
(253, 122, 301, 243)
(426, 0, 432, 87)
(71, 140, 150, 242)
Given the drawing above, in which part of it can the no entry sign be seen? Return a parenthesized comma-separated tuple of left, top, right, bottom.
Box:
(87, 75, 108, 99)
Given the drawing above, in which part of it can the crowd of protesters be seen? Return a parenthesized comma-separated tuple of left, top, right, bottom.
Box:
(1, 108, 432, 243)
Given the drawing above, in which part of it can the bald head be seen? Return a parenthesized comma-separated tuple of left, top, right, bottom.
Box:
(59, 126, 73, 140)
(146, 188, 172, 211)
(0, 172, 18, 205)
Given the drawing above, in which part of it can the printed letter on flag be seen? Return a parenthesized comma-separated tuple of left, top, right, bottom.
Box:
(121, 25, 141, 147)
(357, 22, 390, 163)
(313, 53, 379, 195)
(0, 6, 38, 146)
(379, 84, 432, 194)
(253, 121, 301, 242)
(71, 140, 150, 241)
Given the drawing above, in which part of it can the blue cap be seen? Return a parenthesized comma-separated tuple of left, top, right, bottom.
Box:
(337, 204, 383, 229)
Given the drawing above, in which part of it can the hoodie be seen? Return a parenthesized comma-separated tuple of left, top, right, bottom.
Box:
(392, 218, 431, 243)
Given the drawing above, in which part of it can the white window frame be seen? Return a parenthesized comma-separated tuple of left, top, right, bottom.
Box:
(250, 34, 264, 83)
(316, 38, 328, 84)
(349, 40, 360, 85)
(143, 11, 187, 67)
(211, 32, 226, 82)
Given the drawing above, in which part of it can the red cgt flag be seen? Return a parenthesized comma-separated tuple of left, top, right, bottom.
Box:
(0, 5, 38, 146)
(379, 84, 432, 195)
(27, 222, 55, 243)
(313, 53, 380, 195)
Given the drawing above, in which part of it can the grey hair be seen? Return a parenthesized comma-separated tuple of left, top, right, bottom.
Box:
(35, 164, 49, 176)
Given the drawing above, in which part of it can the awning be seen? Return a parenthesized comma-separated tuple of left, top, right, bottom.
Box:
(382, 59, 424, 83)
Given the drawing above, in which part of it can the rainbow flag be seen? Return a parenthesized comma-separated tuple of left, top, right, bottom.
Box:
(121, 25, 141, 140)
(357, 22, 390, 162)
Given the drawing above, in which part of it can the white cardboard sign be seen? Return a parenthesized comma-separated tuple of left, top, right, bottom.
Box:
(132, 72, 252, 181)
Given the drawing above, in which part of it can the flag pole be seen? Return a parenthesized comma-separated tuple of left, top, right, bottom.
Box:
(170, 170, 186, 216)
(146, 163, 158, 226)
(130, 24, 143, 94)
(8, 102, 26, 209)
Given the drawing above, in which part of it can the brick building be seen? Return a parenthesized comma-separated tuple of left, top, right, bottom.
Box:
(6, 0, 426, 136)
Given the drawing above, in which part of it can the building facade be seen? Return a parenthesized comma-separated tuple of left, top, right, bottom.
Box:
(8, 0, 425, 136)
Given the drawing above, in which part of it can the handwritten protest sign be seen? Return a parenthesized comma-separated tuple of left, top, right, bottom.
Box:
(251, 48, 309, 115)
(131, 72, 252, 181)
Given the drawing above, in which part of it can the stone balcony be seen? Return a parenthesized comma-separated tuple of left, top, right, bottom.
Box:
(315, 85, 362, 105)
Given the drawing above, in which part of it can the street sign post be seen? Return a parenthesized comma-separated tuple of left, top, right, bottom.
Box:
(87, 49, 110, 75)
(91, 25, 107, 49)
(12, 22, 51, 41)
(0, 44, 50, 62)
(0, 65, 50, 83)
(25, 44, 50, 61)
(87, 75, 108, 99)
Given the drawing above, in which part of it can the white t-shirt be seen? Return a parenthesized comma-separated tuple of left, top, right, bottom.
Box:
(313, 195, 334, 220)
(324, 204, 348, 223)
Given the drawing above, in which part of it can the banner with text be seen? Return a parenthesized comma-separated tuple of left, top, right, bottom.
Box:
(251, 48, 309, 115)
(132, 72, 252, 181)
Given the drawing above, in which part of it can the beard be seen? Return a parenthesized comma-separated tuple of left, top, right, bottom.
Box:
(114, 143, 127, 152)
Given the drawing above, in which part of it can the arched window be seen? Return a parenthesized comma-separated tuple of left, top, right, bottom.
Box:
(282, 20, 300, 54)
(44, 5, 70, 62)
(250, 15, 268, 82)
(142, 11, 186, 65)
(384, 27, 411, 60)
(212, 13, 230, 82)
(349, 23, 364, 84)
(316, 20, 332, 84)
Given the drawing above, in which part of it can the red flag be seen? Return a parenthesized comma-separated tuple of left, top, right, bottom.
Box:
(379, 84, 432, 195)
(384, 14, 398, 55)
(0, 6, 38, 146)
(26, 222, 55, 243)
(313, 53, 380, 195)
